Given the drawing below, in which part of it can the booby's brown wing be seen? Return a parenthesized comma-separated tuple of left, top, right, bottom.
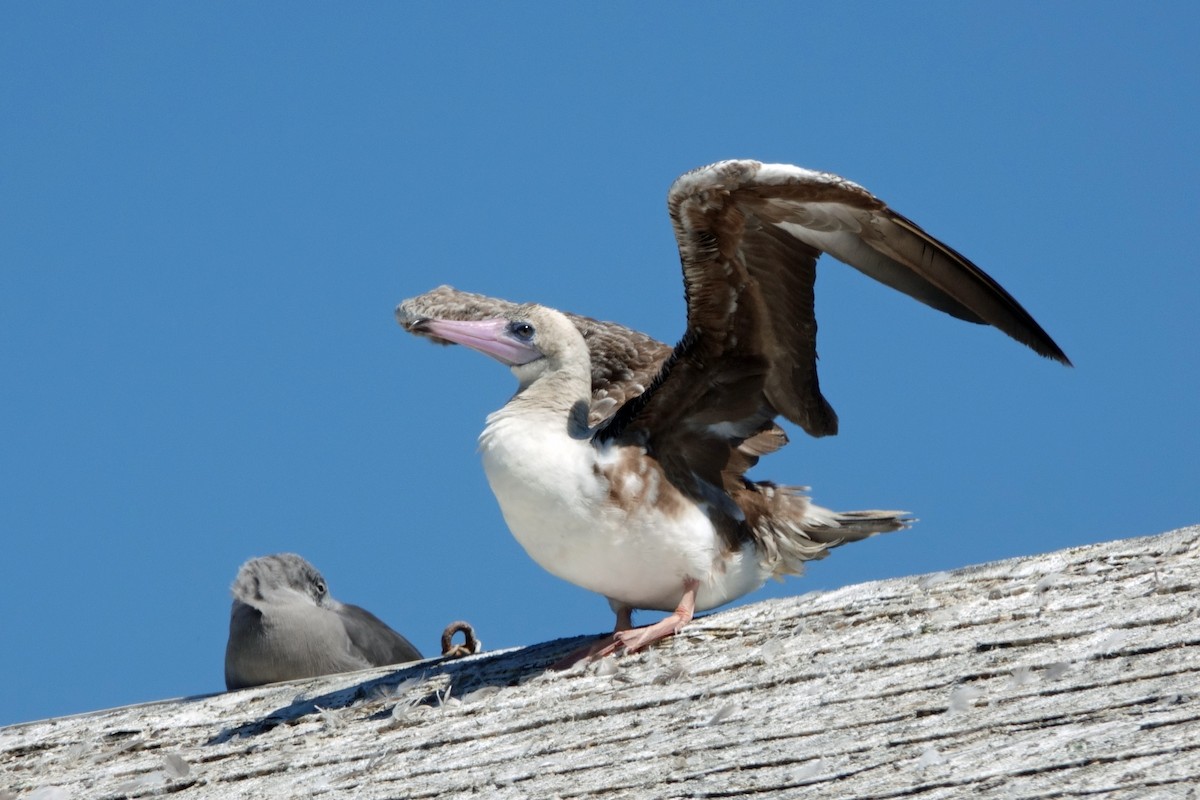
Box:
(397, 285, 672, 426)
(598, 160, 1070, 457)
(744, 166, 1071, 365)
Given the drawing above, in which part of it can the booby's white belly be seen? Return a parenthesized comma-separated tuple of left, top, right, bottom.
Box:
(479, 411, 766, 613)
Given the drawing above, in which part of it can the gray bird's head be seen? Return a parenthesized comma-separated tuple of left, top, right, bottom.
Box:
(230, 553, 339, 611)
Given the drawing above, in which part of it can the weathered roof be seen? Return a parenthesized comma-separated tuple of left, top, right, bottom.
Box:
(3, 525, 1198, 799)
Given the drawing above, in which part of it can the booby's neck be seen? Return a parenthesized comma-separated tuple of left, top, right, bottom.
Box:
(501, 357, 593, 438)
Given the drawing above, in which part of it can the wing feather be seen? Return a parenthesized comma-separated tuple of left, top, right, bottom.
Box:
(337, 604, 422, 667)
(613, 160, 1070, 442)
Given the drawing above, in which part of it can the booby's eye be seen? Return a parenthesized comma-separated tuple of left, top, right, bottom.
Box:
(314, 579, 327, 596)
(508, 321, 535, 341)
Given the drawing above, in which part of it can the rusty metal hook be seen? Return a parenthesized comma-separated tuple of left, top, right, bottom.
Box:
(440, 620, 481, 658)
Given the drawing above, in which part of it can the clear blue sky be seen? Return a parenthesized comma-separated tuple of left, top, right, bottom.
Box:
(2, 3, 1197, 727)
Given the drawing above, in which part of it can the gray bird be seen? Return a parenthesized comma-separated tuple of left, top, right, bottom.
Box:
(224, 553, 422, 690)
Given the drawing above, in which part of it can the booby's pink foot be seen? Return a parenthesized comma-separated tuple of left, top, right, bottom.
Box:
(553, 579, 700, 668)
(551, 634, 618, 670)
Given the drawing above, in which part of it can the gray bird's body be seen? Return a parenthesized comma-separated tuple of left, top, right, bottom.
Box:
(224, 553, 422, 690)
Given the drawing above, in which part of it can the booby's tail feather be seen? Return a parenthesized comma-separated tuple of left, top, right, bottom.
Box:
(745, 484, 911, 578)
(801, 504, 913, 540)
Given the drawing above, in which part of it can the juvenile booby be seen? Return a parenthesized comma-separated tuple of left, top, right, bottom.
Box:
(224, 553, 422, 690)
(397, 160, 1069, 659)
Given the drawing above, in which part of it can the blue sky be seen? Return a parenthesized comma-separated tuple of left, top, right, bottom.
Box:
(2, 3, 1197, 727)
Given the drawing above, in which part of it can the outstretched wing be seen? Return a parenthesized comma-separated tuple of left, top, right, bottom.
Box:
(599, 159, 1069, 455)
(588, 158, 1070, 532)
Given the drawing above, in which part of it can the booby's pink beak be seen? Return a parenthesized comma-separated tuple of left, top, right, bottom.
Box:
(412, 318, 541, 367)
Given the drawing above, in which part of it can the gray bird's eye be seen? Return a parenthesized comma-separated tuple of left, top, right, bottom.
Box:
(508, 321, 535, 341)
(314, 580, 327, 596)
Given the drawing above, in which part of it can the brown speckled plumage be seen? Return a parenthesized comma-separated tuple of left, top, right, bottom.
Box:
(395, 160, 1069, 656)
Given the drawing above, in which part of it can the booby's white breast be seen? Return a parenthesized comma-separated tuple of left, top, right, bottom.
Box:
(478, 407, 766, 613)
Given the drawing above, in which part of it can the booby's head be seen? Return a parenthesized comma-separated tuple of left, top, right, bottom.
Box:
(412, 304, 589, 390)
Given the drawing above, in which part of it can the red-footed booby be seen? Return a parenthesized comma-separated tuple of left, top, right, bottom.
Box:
(397, 160, 1069, 660)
